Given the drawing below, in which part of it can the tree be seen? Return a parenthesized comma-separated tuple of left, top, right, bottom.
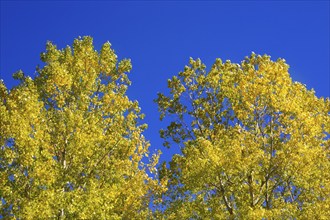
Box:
(0, 36, 164, 219)
(156, 53, 330, 219)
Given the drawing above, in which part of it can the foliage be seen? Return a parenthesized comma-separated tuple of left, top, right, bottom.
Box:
(156, 53, 330, 219)
(0, 37, 164, 219)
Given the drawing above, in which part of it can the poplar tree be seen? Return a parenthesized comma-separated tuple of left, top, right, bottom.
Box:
(0, 37, 163, 219)
(156, 54, 330, 219)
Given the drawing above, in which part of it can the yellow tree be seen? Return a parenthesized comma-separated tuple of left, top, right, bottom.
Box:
(156, 53, 330, 219)
(0, 36, 163, 219)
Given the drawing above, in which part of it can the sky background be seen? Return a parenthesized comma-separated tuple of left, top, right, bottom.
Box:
(1, 1, 329, 163)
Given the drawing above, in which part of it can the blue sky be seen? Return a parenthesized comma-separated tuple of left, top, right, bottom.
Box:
(1, 1, 329, 162)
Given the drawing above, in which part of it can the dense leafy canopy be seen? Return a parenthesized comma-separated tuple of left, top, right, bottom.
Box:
(0, 37, 164, 219)
(1, 37, 329, 219)
(156, 54, 330, 219)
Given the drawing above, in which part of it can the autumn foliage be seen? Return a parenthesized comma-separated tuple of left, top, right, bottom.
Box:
(1, 37, 329, 219)
(155, 54, 330, 218)
(0, 37, 163, 219)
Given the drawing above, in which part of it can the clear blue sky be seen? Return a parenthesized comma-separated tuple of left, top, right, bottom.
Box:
(1, 1, 329, 162)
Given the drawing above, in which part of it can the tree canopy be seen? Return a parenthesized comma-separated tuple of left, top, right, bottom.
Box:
(155, 54, 330, 219)
(0, 37, 164, 219)
(1, 37, 329, 219)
